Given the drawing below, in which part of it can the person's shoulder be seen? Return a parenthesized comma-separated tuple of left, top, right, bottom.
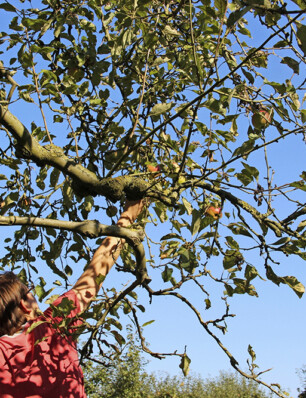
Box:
(0, 324, 31, 347)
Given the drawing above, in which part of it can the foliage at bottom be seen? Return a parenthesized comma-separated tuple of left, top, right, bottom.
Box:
(82, 338, 274, 398)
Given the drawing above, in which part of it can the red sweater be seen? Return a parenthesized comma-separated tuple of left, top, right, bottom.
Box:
(0, 290, 86, 398)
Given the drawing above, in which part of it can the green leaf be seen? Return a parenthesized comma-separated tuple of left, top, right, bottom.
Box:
(227, 223, 253, 238)
(227, 7, 251, 27)
(296, 24, 306, 56)
(191, 209, 201, 236)
(127, 291, 138, 300)
(245, 265, 259, 281)
(51, 297, 76, 317)
(241, 68, 254, 84)
(17, 269, 27, 284)
(0, 2, 16, 12)
(292, 0, 306, 9)
(162, 266, 173, 282)
(281, 57, 300, 74)
(179, 354, 191, 376)
(235, 170, 253, 186)
(178, 247, 197, 273)
(64, 265, 73, 276)
(142, 320, 155, 327)
(19, 91, 34, 103)
(215, 0, 227, 15)
(248, 344, 256, 362)
(297, 220, 306, 232)
(225, 236, 240, 249)
(224, 283, 234, 297)
(223, 249, 244, 270)
(111, 330, 126, 346)
(136, 304, 145, 313)
(40, 19, 53, 36)
(204, 98, 226, 115)
(283, 276, 305, 298)
(34, 282, 54, 303)
(83, 196, 93, 212)
(232, 139, 255, 158)
(237, 165, 257, 186)
(181, 197, 193, 216)
(95, 274, 106, 286)
(290, 180, 306, 191)
(107, 318, 122, 331)
(154, 202, 168, 222)
(161, 233, 181, 241)
(266, 266, 305, 297)
(274, 40, 288, 48)
(150, 102, 173, 116)
(163, 25, 180, 36)
(36, 167, 48, 190)
(50, 168, 60, 188)
(241, 162, 259, 179)
(26, 320, 46, 333)
(205, 298, 211, 309)
(265, 265, 282, 286)
(271, 237, 291, 246)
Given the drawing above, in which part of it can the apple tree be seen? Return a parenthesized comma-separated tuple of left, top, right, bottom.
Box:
(0, 0, 305, 396)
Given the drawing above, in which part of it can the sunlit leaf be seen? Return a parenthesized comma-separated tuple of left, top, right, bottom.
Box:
(179, 354, 191, 376)
(150, 102, 173, 116)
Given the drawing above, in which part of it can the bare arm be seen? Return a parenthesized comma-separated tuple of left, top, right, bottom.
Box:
(73, 200, 144, 311)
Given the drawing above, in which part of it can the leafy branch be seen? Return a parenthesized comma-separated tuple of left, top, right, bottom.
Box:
(0, 215, 150, 285)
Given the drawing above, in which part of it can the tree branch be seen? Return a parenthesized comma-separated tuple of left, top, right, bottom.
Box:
(146, 286, 290, 398)
(282, 206, 306, 225)
(194, 182, 305, 239)
(0, 105, 176, 206)
(0, 215, 151, 285)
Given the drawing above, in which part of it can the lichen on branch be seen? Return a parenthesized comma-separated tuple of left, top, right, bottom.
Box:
(0, 104, 174, 205)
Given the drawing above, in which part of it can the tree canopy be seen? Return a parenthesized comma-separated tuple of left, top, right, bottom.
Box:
(0, 0, 305, 396)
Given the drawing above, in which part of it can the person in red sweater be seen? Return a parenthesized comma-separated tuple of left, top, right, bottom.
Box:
(0, 199, 144, 398)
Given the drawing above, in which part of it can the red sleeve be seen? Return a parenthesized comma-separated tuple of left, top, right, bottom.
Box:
(40, 290, 83, 335)
(43, 289, 81, 318)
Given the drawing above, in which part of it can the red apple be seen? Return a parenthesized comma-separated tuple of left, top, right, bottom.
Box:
(206, 206, 222, 219)
(147, 164, 161, 179)
(147, 164, 160, 173)
(252, 108, 273, 130)
(147, 164, 161, 176)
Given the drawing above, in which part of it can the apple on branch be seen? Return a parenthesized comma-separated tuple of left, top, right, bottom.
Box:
(251, 107, 273, 130)
(205, 205, 222, 220)
(147, 164, 160, 173)
(147, 164, 161, 178)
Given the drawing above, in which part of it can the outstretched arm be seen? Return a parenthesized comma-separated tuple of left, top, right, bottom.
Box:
(73, 200, 144, 311)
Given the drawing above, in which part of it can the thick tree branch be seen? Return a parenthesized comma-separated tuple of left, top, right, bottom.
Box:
(0, 215, 151, 285)
(0, 105, 176, 206)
